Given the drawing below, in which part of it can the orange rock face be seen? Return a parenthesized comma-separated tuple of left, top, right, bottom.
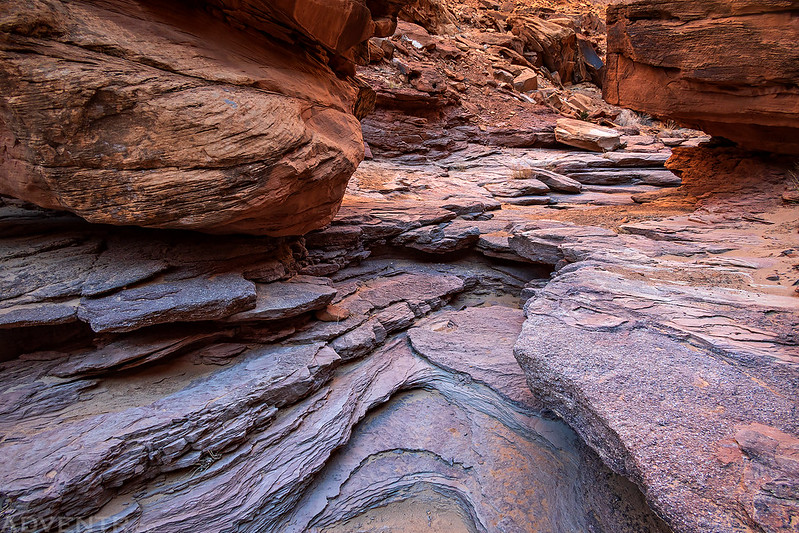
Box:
(604, 0, 799, 154)
(0, 0, 405, 236)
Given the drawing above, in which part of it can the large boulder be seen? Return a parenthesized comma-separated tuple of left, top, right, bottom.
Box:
(604, 0, 799, 154)
(398, 0, 458, 35)
(555, 118, 623, 152)
(0, 0, 406, 236)
(507, 14, 601, 85)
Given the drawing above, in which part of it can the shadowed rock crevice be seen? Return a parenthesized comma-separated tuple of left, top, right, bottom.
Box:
(2, 1, 798, 532)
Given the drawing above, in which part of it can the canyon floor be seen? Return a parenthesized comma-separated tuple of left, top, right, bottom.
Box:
(1, 1, 798, 532)
(1, 135, 797, 532)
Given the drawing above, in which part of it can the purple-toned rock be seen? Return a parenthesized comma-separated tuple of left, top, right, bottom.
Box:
(77, 274, 256, 333)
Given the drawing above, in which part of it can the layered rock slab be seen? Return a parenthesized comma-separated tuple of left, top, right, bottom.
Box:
(0, 0, 405, 235)
(512, 153, 799, 533)
(516, 262, 799, 533)
(604, 0, 799, 154)
(284, 307, 669, 533)
(0, 242, 668, 532)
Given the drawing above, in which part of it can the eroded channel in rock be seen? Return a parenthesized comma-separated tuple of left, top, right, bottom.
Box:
(292, 306, 670, 533)
(74, 302, 667, 533)
(0, 199, 668, 532)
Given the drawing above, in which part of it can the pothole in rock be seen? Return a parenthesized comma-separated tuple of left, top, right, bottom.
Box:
(281, 305, 672, 533)
(321, 486, 476, 533)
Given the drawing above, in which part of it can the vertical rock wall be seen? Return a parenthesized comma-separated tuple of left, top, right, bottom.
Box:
(604, 0, 799, 154)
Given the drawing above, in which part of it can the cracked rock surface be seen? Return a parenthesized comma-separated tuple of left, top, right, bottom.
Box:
(514, 147, 799, 533)
(0, 184, 671, 532)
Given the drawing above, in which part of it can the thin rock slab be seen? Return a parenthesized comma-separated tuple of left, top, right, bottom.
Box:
(568, 169, 681, 187)
(77, 274, 257, 333)
(49, 329, 228, 378)
(509, 223, 618, 266)
(477, 232, 533, 263)
(531, 168, 583, 193)
(500, 195, 554, 206)
(483, 178, 550, 197)
(81, 239, 171, 297)
(333, 198, 456, 240)
(392, 220, 481, 254)
(0, 301, 80, 329)
(225, 278, 337, 323)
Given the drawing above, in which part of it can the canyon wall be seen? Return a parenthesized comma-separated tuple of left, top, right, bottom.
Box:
(0, 0, 405, 236)
(604, 0, 799, 154)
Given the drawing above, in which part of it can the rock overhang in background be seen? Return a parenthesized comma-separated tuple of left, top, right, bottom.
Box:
(603, 0, 799, 154)
(0, 0, 408, 236)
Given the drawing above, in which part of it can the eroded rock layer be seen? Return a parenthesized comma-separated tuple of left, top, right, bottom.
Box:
(604, 0, 799, 154)
(0, 0, 404, 236)
(0, 195, 671, 533)
(514, 147, 799, 533)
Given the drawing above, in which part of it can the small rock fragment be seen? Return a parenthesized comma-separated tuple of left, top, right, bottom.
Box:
(315, 305, 351, 322)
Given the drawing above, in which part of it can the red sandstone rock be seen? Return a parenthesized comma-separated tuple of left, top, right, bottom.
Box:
(555, 118, 623, 152)
(399, 0, 458, 35)
(0, 0, 406, 236)
(604, 0, 799, 154)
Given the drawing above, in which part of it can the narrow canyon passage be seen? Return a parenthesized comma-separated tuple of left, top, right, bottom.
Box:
(1, 0, 798, 532)
(0, 235, 669, 533)
(2, 139, 797, 532)
(295, 302, 669, 533)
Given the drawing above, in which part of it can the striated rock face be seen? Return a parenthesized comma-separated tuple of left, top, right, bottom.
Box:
(604, 0, 799, 154)
(3, 132, 797, 531)
(0, 195, 672, 533)
(513, 147, 799, 533)
(0, 0, 405, 236)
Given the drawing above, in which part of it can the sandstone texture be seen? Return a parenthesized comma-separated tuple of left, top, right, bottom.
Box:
(3, 1, 799, 532)
(604, 0, 799, 154)
(0, 193, 673, 533)
(555, 118, 623, 152)
(0, 126, 690, 532)
(0, 0, 405, 236)
(3, 131, 798, 532)
(513, 147, 799, 533)
(358, 0, 628, 161)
